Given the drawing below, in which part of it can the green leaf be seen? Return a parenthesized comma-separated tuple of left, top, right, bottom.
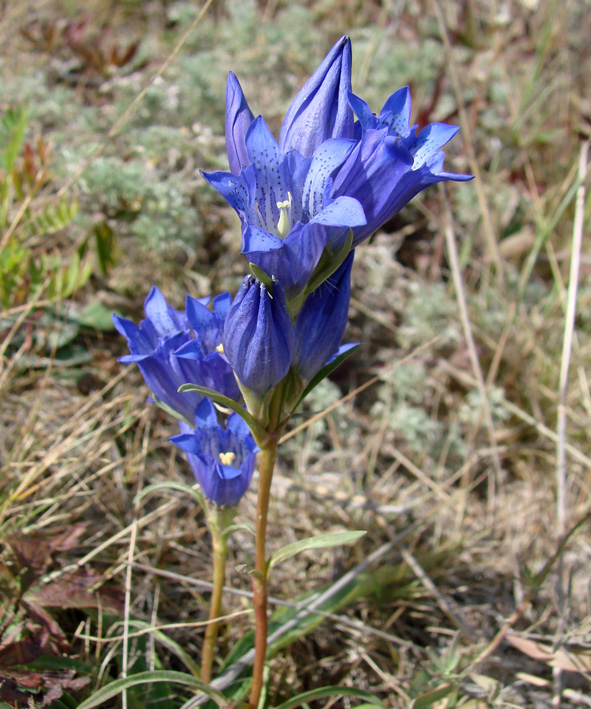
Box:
(78, 300, 117, 332)
(248, 262, 273, 290)
(135, 481, 206, 511)
(223, 522, 255, 538)
(411, 683, 457, 708)
(178, 383, 265, 440)
(0, 106, 28, 172)
(294, 342, 362, 410)
(94, 221, 118, 275)
(76, 671, 228, 709)
(268, 530, 366, 571)
(304, 229, 353, 295)
(275, 686, 384, 709)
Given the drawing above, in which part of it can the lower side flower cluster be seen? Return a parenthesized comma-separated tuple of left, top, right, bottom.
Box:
(113, 255, 355, 508)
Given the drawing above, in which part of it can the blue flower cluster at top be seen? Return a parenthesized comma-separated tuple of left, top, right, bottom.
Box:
(204, 35, 472, 300)
(114, 37, 472, 508)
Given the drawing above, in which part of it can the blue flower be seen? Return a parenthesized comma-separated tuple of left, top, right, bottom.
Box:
(174, 292, 241, 402)
(330, 88, 473, 245)
(293, 251, 354, 382)
(170, 399, 258, 507)
(203, 119, 365, 297)
(113, 286, 238, 421)
(279, 35, 354, 158)
(222, 275, 295, 398)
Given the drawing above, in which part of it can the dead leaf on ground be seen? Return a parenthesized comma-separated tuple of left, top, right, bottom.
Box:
(506, 631, 591, 674)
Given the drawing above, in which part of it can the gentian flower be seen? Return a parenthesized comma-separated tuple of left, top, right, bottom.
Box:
(222, 275, 294, 398)
(204, 36, 365, 298)
(204, 119, 366, 297)
(170, 399, 258, 507)
(293, 251, 354, 382)
(113, 286, 238, 421)
(330, 88, 473, 245)
(279, 35, 354, 157)
(174, 292, 241, 402)
(206, 41, 473, 294)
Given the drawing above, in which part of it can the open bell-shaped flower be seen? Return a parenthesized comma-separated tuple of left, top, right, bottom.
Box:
(170, 399, 258, 508)
(222, 276, 295, 398)
(330, 88, 473, 246)
(113, 286, 205, 421)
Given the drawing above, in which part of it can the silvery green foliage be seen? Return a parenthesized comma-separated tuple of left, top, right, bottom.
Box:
(397, 282, 460, 349)
(458, 387, 511, 426)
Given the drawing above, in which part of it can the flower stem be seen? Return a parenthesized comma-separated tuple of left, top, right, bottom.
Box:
(249, 440, 278, 709)
(201, 513, 229, 683)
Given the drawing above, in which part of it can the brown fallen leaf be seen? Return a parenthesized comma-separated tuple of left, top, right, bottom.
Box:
(506, 631, 591, 674)
(25, 569, 124, 614)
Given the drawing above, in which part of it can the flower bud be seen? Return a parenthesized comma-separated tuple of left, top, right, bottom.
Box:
(293, 251, 354, 381)
(222, 276, 294, 397)
(279, 35, 354, 157)
(225, 72, 254, 175)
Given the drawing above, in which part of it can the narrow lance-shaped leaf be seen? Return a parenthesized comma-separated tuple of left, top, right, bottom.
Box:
(267, 530, 366, 571)
(178, 382, 266, 441)
(294, 342, 362, 411)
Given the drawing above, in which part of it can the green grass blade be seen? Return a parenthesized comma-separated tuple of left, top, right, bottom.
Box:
(76, 671, 228, 709)
(274, 686, 385, 709)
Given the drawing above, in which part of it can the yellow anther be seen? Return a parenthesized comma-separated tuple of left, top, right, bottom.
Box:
(215, 343, 224, 354)
(219, 451, 236, 465)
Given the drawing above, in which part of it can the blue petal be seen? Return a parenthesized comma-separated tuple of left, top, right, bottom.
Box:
(227, 411, 253, 440)
(222, 276, 294, 396)
(242, 226, 284, 254)
(406, 123, 460, 169)
(302, 138, 355, 220)
(201, 170, 248, 215)
(309, 195, 366, 228)
(348, 91, 375, 131)
(169, 431, 201, 455)
(425, 150, 473, 181)
(279, 35, 354, 157)
(245, 117, 290, 231)
(186, 296, 220, 352)
(113, 314, 154, 358)
(293, 251, 353, 381)
(212, 292, 232, 321)
(144, 286, 186, 337)
(243, 223, 326, 297)
(379, 86, 411, 136)
(194, 397, 218, 428)
(173, 339, 206, 361)
(225, 72, 254, 175)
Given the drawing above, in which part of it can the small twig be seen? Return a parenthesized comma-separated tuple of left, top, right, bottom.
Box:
(556, 141, 588, 537)
(553, 140, 588, 708)
(398, 546, 478, 643)
(433, 0, 505, 287)
(441, 185, 504, 520)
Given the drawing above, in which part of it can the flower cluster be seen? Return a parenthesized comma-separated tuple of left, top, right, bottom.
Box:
(115, 36, 472, 509)
(113, 286, 255, 508)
